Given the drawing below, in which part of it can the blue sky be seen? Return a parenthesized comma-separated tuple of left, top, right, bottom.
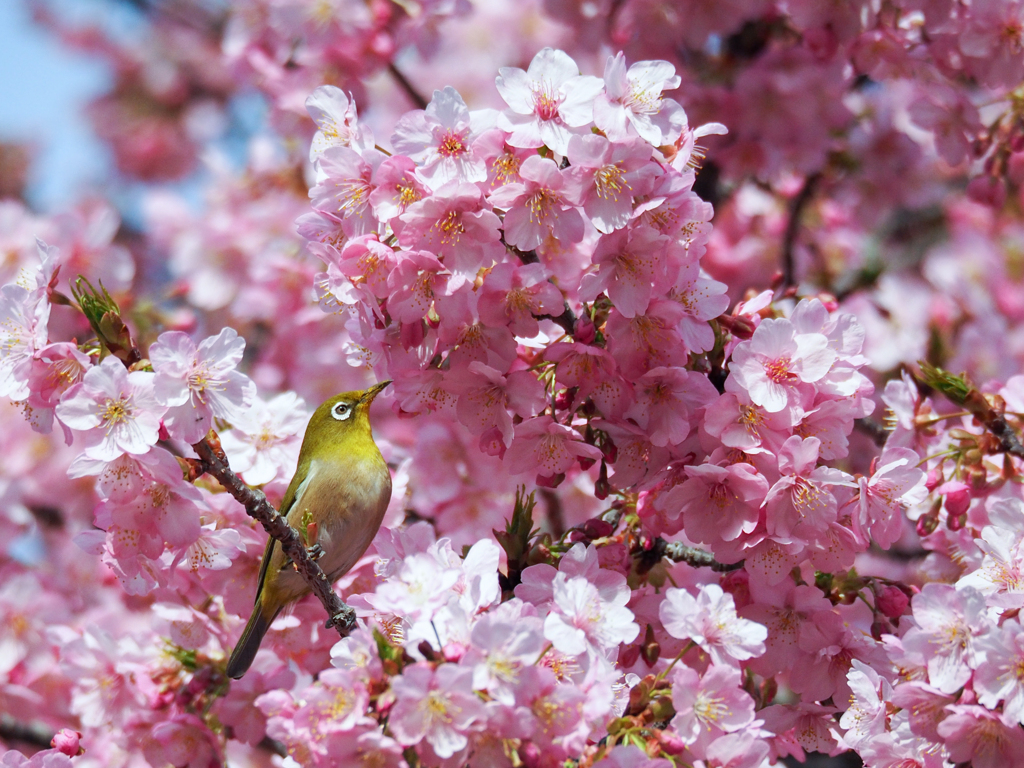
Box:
(0, 1, 115, 210)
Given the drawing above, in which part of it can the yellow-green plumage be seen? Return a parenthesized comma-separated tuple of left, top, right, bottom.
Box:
(227, 382, 392, 679)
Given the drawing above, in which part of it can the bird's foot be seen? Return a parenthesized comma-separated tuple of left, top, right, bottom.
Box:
(307, 543, 324, 561)
(325, 604, 356, 631)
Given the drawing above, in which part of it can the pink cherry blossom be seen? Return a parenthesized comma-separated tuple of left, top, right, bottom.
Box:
(729, 318, 836, 413)
(398, 182, 503, 274)
(478, 262, 564, 338)
(392, 86, 489, 187)
(659, 583, 767, 665)
(310, 145, 384, 237)
(505, 416, 603, 479)
(0, 282, 50, 401)
(839, 660, 895, 749)
(306, 85, 370, 160)
(388, 663, 485, 758)
(624, 366, 717, 447)
(151, 327, 256, 443)
(579, 225, 669, 318)
(854, 446, 927, 549)
(593, 53, 686, 145)
(659, 460, 769, 544)
(495, 47, 604, 155)
(488, 155, 584, 251)
(446, 362, 546, 447)
(220, 391, 308, 486)
(543, 570, 639, 656)
(56, 356, 164, 461)
(670, 663, 755, 745)
(566, 134, 656, 233)
(901, 583, 990, 695)
(937, 705, 1024, 768)
(764, 435, 853, 542)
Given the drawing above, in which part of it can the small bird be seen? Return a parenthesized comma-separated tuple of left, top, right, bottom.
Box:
(226, 381, 392, 679)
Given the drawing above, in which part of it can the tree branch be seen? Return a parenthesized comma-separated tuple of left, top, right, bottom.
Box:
(635, 537, 743, 574)
(387, 63, 428, 110)
(0, 717, 54, 750)
(855, 417, 889, 447)
(780, 172, 822, 290)
(192, 438, 357, 636)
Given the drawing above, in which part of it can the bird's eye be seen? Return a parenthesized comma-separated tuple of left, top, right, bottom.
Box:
(331, 402, 353, 421)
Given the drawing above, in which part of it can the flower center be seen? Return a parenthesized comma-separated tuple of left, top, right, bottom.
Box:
(433, 210, 465, 245)
(595, 164, 628, 201)
(437, 129, 468, 158)
(764, 357, 796, 383)
(102, 396, 133, 431)
(531, 86, 562, 121)
(491, 152, 520, 186)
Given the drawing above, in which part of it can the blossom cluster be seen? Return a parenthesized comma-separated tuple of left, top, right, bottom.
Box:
(5, 1, 1024, 765)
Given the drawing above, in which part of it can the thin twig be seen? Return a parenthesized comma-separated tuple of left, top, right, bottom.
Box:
(540, 488, 565, 537)
(780, 172, 822, 290)
(192, 439, 357, 637)
(980, 412, 1024, 460)
(0, 717, 54, 750)
(539, 303, 578, 337)
(855, 417, 889, 448)
(387, 62, 429, 110)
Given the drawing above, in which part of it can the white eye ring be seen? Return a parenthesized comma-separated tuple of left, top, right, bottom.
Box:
(331, 402, 353, 421)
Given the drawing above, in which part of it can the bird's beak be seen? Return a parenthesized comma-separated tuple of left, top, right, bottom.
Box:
(362, 380, 392, 403)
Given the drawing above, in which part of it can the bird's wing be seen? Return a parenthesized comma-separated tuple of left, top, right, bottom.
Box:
(251, 458, 314, 606)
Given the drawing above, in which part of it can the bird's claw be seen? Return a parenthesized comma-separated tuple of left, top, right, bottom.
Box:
(307, 543, 324, 561)
(325, 605, 356, 630)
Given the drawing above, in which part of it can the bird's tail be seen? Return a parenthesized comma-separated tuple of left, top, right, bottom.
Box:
(226, 602, 277, 679)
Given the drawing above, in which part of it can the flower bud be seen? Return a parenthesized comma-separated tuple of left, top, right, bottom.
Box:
(656, 729, 686, 755)
(876, 584, 909, 618)
(536, 472, 565, 488)
(619, 644, 641, 668)
(574, 316, 596, 344)
(966, 175, 1006, 208)
(442, 642, 466, 663)
(718, 313, 756, 340)
(554, 388, 574, 410)
(937, 480, 971, 517)
(641, 638, 660, 667)
(581, 518, 614, 539)
(52, 729, 84, 757)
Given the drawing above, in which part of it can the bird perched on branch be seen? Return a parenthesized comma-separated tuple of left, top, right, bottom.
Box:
(226, 381, 392, 679)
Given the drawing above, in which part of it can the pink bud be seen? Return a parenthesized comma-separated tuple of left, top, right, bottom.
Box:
(51, 729, 83, 757)
(619, 643, 640, 667)
(966, 175, 1006, 208)
(1009, 151, 1024, 185)
(520, 741, 541, 768)
(554, 389, 574, 410)
(925, 469, 942, 492)
(442, 642, 467, 663)
(719, 314, 756, 340)
(656, 730, 686, 755)
(937, 481, 971, 517)
(565, 529, 588, 544)
(536, 472, 565, 488)
(876, 585, 909, 618)
(574, 316, 596, 344)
